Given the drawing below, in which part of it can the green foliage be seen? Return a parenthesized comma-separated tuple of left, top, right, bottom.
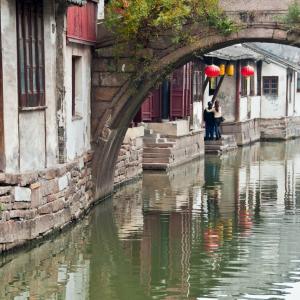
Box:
(282, 0, 300, 26)
(105, 0, 236, 48)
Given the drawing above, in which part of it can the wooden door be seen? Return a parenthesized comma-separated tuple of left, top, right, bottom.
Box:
(170, 66, 185, 119)
(151, 88, 161, 121)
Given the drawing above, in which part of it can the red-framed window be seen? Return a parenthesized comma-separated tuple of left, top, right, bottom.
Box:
(67, 0, 97, 44)
(16, 0, 45, 108)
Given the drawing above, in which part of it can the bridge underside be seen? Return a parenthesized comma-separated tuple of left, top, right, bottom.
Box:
(92, 12, 300, 200)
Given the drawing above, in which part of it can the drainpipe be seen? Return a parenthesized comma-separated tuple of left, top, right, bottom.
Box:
(235, 61, 241, 122)
(56, 0, 68, 163)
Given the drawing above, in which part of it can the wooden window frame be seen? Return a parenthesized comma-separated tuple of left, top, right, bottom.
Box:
(16, 0, 45, 109)
(250, 73, 255, 96)
(297, 73, 300, 93)
(257, 61, 262, 96)
(263, 76, 278, 96)
(241, 76, 248, 97)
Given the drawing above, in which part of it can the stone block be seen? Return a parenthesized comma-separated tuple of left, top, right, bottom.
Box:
(0, 186, 11, 196)
(10, 209, 36, 220)
(58, 175, 69, 192)
(78, 157, 84, 170)
(41, 179, 59, 196)
(52, 198, 66, 213)
(30, 182, 41, 190)
(99, 72, 129, 87)
(18, 172, 39, 186)
(39, 167, 58, 180)
(93, 87, 119, 102)
(38, 202, 53, 215)
(13, 202, 30, 210)
(30, 188, 46, 208)
(31, 215, 54, 238)
(13, 187, 31, 202)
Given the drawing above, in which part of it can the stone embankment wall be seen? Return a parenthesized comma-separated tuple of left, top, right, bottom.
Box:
(114, 137, 143, 186)
(0, 151, 94, 253)
(221, 117, 300, 145)
(260, 117, 300, 140)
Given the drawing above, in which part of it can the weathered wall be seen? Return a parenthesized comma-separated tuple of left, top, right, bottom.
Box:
(114, 127, 144, 186)
(0, 0, 58, 173)
(216, 69, 237, 122)
(261, 62, 287, 118)
(260, 116, 300, 139)
(221, 119, 261, 145)
(65, 43, 92, 161)
(1, 0, 20, 172)
(0, 151, 94, 253)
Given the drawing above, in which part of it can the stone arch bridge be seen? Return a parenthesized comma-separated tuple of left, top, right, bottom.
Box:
(91, 0, 300, 199)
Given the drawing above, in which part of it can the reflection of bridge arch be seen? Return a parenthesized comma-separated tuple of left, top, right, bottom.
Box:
(92, 6, 300, 199)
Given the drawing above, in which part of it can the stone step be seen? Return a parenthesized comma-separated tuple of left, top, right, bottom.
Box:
(205, 144, 229, 151)
(143, 147, 172, 154)
(144, 128, 154, 135)
(143, 157, 170, 164)
(143, 137, 169, 144)
(143, 152, 171, 158)
(143, 162, 169, 170)
(144, 142, 176, 148)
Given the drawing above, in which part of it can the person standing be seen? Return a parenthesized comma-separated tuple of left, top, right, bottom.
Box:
(203, 102, 215, 140)
(213, 100, 223, 140)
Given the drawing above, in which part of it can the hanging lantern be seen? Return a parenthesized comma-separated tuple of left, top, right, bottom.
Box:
(205, 64, 220, 78)
(219, 64, 225, 76)
(226, 64, 235, 76)
(241, 65, 254, 77)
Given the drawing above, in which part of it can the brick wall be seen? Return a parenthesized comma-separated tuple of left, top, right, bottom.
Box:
(0, 151, 94, 253)
(114, 135, 143, 186)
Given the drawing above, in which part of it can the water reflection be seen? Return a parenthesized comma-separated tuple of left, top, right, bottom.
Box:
(2, 141, 300, 299)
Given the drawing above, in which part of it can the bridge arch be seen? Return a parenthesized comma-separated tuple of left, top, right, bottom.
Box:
(92, 20, 300, 199)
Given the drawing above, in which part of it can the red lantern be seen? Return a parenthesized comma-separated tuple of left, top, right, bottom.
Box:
(205, 64, 220, 78)
(241, 65, 254, 77)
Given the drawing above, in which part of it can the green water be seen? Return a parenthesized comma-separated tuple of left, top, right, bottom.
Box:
(2, 141, 300, 299)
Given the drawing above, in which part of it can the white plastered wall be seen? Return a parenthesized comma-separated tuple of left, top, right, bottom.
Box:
(260, 62, 287, 118)
(1, 0, 20, 172)
(295, 72, 300, 116)
(1, 0, 58, 172)
(65, 43, 91, 161)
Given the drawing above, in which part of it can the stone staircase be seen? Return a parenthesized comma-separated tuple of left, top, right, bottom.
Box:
(204, 135, 238, 155)
(142, 130, 176, 170)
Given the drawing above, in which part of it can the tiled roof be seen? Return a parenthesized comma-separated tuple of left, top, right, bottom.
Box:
(67, 0, 87, 5)
(205, 44, 264, 61)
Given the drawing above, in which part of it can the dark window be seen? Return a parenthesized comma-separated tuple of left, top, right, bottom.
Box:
(250, 74, 255, 96)
(297, 73, 300, 92)
(72, 57, 76, 117)
(17, 0, 45, 108)
(193, 70, 203, 101)
(241, 76, 248, 97)
(257, 61, 262, 96)
(263, 76, 278, 96)
(71, 56, 82, 118)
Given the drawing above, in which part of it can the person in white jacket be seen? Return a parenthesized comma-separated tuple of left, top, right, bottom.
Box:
(213, 100, 223, 140)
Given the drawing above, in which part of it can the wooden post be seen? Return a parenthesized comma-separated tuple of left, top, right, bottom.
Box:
(235, 61, 241, 122)
(211, 75, 225, 104)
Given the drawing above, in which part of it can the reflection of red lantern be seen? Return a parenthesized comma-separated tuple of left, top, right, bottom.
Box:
(241, 65, 254, 77)
(205, 64, 220, 78)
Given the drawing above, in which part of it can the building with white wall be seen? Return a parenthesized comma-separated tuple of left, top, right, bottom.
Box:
(0, 0, 101, 173)
(198, 43, 300, 144)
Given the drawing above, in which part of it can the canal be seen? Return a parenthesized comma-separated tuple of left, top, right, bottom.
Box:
(1, 141, 300, 299)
